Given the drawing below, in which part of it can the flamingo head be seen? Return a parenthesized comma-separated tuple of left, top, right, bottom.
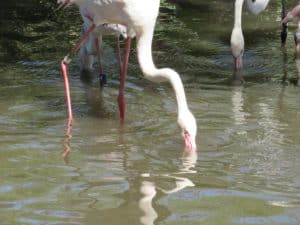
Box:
(231, 27, 244, 70)
(246, 0, 270, 15)
(178, 109, 197, 153)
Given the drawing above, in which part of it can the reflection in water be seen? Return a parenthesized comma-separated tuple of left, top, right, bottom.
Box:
(248, 99, 286, 179)
(231, 86, 246, 126)
(61, 71, 108, 162)
(180, 151, 198, 174)
(139, 181, 158, 225)
(158, 152, 197, 194)
(3, 1, 300, 224)
(281, 47, 288, 84)
(257, 100, 284, 147)
(231, 70, 245, 86)
(61, 118, 72, 162)
(81, 70, 106, 117)
(157, 175, 195, 194)
(139, 152, 197, 225)
(269, 196, 300, 208)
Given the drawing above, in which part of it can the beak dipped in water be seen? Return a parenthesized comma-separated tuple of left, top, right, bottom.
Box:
(183, 132, 196, 153)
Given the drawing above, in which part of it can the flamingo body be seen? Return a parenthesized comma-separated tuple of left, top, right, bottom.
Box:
(246, 0, 270, 15)
(79, 6, 128, 72)
(58, 0, 197, 151)
(231, 0, 271, 70)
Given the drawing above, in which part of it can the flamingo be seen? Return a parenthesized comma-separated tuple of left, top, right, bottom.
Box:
(282, 4, 300, 53)
(79, 6, 128, 85)
(231, 0, 287, 70)
(58, 0, 197, 151)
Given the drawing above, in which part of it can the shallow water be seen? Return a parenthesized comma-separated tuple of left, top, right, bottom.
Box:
(1, 1, 300, 224)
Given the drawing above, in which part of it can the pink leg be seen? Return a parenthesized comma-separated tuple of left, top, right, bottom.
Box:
(61, 60, 73, 122)
(61, 24, 96, 124)
(61, 116, 72, 161)
(68, 24, 96, 59)
(118, 37, 132, 125)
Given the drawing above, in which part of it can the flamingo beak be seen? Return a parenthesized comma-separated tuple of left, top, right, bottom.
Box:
(57, 0, 71, 10)
(183, 132, 196, 153)
(234, 54, 243, 71)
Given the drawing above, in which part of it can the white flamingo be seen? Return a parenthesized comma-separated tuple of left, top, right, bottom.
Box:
(79, 6, 128, 83)
(58, 0, 197, 151)
(231, 0, 290, 70)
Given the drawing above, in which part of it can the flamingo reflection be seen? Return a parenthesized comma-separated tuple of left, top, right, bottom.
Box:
(139, 152, 197, 225)
(61, 117, 72, 162)
(61, 71, 108, 162)
(139, 181, 158, 225)
(231, 0, 287, 70)
(231, 86, 247, 127)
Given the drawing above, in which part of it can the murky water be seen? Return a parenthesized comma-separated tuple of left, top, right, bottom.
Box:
(1, 1, 300, 224)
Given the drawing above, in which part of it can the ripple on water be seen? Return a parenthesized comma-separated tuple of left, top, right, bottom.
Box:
(232, 215, 300, 224)
(1, 1, 300, 225)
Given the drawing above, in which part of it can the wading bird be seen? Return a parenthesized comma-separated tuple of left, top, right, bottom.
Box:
(79, 6, 128, 85)
(58, 0, 197, 152)
(231, 0, 287, 70)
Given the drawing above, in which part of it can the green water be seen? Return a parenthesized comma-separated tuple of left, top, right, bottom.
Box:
(1, 1, 300, 224)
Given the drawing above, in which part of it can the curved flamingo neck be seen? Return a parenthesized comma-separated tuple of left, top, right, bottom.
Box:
(136, 28, 189, 114)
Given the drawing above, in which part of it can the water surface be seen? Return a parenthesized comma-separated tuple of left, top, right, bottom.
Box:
(1, 1, 300, 224)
